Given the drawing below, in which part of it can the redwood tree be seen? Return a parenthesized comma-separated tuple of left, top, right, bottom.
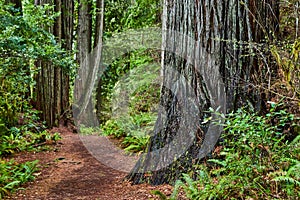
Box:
(73, 0, 104, 127)
(127, 0, 279, 185)
(35, 0, 74, 127)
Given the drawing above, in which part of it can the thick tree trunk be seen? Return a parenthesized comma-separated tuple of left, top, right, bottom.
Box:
(35, 0, 73, 127)
(73, 0, 93, 126)
(127, 0, 279, 185)
(73, 0, 104, 127)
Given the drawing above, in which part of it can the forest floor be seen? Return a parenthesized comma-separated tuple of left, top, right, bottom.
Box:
(4, 126, 176, 200)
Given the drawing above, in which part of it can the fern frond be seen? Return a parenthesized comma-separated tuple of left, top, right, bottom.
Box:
(281, 157, 300, 164)
(170, 180, 184, 200)
(273, 176, 300, 186)
(290, 134, 300, 146)
(287, 163, 300, 178)
(151, 190, 168, 200)
(208, 159, 227, 167)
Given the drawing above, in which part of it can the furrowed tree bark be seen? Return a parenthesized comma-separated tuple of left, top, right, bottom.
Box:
(73, 0, 104, 127)
(35, 0, 74, 127)
(127, 0, 279, 185)
(53, 0, 74, 126)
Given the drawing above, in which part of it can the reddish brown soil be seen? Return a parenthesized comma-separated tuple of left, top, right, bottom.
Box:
(4, 126, 175, 200)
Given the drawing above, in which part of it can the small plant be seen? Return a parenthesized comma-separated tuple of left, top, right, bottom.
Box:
(0, 159, 39, 198)
(0, 126, 60, 198)
(122, 134, 150, 153)
(101, 119, 126, 138)
(101, 116, 152, 153)
(79, 125, 101, 135)
(0, 129, 61, 156)
(270, 38, 300, 99)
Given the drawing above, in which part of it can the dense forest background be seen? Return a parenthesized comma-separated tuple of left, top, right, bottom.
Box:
(0, 0, 299, 199)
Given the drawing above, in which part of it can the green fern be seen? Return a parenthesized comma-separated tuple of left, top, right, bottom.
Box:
(151, 190, 168, 200)
(170, 179, 184, 200)
(290, 134, 300, 146)
(273, 176, 300, 186)
(122, 135, 149, 153)
(207, 159, 227, 167)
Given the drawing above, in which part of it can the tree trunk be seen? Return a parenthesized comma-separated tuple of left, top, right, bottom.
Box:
(73, 0, 104, 127)
(35, 0, 74, 127)
(127, 0, 279, 185)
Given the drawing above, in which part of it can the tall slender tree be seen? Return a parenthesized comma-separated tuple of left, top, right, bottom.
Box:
(35, 0, 74, 127)
(73, 0, 104, 127)
(127, 0, 279, 185)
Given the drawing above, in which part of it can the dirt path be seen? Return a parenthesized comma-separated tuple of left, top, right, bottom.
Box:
(5, 127, 173, 200)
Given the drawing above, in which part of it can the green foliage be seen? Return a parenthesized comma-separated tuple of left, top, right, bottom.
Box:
(0, 1, 75, 130)
(0, 95, 61, 156)
(104, 0, 160, 36)
(121, 0, 161, 29)
(99, 0, 161, 153)
(100, 52, 160, 153)
(129, 78, 160, 115)
(0, 129, 61, 156)
(98, 49, 158, 123)
(166, 105, 300, 200)
(101, 115, 153, 153)
(0, 125, 60, 198)
(0, 159, 39, 199)
(122, 134, 150, 153)
(270, 38, 300, 100)
(79, 125, 101, 135)
(101, 119, 126, 138)
(151, 190, 168, 200)
(0, 2, 70, 198)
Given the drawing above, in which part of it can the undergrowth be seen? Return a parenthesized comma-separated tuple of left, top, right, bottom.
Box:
(99, 0, 161, 154)
(0, 113, 61, 199)
(0, 127, 61, 198)
(100, 52, 160, 153)
(0, 2, 66, 198)
(0, 159, 38, 199)
(155, 103, 299, 200)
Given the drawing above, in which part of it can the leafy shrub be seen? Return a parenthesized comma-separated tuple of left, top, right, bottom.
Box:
(97, 50, 157, 123)
(79, 125, 101, 135)
(101, 119, 126, 138)
(0, 124, 60, 198)
(270, 38, 300, 100)
(99, 0, 161, 153)
(101, 116, 152, 153)
(167, 105, 299, 200)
